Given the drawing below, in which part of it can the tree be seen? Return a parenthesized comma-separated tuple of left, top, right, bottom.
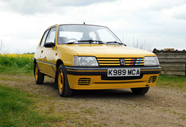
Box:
(121, 33, 152, 51)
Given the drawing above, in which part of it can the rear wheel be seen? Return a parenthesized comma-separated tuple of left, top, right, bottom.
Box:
(131, 87, 149, 95)
(34, 64, 44, 84)
(57, 64, 73, 97)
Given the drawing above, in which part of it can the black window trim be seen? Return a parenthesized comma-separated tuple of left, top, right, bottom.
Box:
(43, 26, 57, 47)
(40, 29, 49, 47)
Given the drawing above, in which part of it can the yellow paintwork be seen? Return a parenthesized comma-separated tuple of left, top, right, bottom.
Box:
(34, 24, 161, 90)
(63, 44, 155, 57)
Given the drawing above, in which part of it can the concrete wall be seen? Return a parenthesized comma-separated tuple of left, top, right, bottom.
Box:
(153, 49, 186, 76)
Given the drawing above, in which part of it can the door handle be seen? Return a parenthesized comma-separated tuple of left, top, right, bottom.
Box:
(41, 50, 43, 53)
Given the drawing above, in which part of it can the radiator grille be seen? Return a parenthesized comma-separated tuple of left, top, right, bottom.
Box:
(97, 58, 144, 66)
(78, 78, 91, 85)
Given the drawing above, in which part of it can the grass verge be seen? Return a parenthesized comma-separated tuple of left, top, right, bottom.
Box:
(157, 75, 186, 91)
(0, 86, 54, 127)
(0, 85, 99, 127)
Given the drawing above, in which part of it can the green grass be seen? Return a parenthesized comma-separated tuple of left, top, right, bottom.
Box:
(0, 85, 101, 127)
(0, 85, 87, 127)
(157, 75, 186, 91)
(0, 86, 52, 127)
(0, 55, 33, 75)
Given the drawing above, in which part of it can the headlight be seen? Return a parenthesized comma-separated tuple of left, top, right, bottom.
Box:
(144, 56, 159, 66)
(73, 56, 98, 66)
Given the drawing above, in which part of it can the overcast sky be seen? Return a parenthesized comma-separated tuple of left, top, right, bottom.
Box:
(0, 0, 186, 53)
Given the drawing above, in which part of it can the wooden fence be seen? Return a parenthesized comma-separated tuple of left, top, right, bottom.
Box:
(153, 49, 186, 76)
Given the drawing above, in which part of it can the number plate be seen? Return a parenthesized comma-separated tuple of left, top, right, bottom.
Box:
(107, 68, 140, 77)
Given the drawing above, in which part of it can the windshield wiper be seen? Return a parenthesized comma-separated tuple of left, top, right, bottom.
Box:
(67, 41, 77, 44)
(67, 40, 104, 44)
(78, 40, 104, 44)
(105, 41, 123, 45)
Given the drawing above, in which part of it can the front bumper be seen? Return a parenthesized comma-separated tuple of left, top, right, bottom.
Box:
(65, 66, 161, 90)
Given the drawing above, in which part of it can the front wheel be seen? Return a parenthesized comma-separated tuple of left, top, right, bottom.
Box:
(57, 64, 73, 97)
(131, 87, 149, 95)
(34, 64, 44, 84)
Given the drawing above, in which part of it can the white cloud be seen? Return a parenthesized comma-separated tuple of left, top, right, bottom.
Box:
(1, 0, 117, 14)
(147, 0, 186, 11)
(163, 4, 186, 20)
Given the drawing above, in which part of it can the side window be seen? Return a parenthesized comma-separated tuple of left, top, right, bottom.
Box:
(40, 30, 49, 47)
(46, 27, 56, 44)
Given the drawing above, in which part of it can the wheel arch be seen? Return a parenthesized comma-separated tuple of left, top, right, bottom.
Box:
(56, 59, 64, 71)
(34, 58, 36, 63)
(34, 59, 36, 75)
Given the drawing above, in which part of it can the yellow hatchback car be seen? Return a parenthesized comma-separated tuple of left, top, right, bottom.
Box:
(34, 24, 161, 97)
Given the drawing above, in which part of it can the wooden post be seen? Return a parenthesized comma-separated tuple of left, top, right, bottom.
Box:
(185, 63, 186, 76)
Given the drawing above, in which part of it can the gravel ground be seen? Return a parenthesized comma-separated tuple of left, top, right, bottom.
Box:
(0, 75, 185, 127)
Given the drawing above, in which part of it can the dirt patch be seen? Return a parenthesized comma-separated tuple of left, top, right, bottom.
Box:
(0, 74, 186, 127)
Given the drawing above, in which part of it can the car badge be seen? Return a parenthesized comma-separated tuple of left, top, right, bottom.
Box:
(119, 58, 125, 66)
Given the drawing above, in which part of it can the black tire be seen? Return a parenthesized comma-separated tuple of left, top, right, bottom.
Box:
(34, 63, 44, 84)
(54, 73, 58, 89)
(131, 87, 149, 95)
(56, 64, 73, 97)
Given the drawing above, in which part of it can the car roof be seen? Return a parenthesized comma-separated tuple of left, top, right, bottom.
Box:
(46, 24, 108, 30)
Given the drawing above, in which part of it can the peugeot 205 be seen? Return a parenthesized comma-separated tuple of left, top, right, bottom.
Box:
(34, 24, 161, 97)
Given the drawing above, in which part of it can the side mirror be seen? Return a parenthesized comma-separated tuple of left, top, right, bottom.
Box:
(44, 42, 55, 48)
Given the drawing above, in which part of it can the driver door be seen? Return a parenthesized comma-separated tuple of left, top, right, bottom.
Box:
(39, 27, 56, 78)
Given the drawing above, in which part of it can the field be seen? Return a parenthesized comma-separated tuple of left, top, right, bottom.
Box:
(0, 54, 34, 75)
(0, 54, 186, 127)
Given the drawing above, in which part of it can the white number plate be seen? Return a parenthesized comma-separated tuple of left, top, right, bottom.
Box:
(107, 68, 140, 77)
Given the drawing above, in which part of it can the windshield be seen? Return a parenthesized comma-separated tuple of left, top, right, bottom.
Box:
(58, 25, 122, 44)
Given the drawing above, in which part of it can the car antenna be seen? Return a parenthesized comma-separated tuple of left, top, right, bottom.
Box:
(83, 22, 85, 25)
